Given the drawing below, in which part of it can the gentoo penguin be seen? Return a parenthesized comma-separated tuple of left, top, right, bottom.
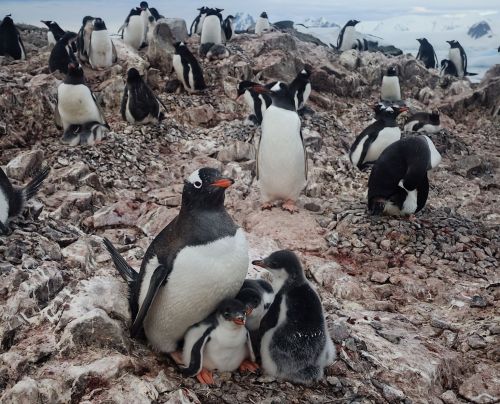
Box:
(200, 8, 224, 47)
(121, 8, 144, 50)
(289, 69, 311, 111)
(404, 111, 441, 133)
(49, 31, 78, 74)
(145, 8, 164, 44)
(381, 67, 401, 103)
(349, 104, 408, 170)
(41, 20, 66, 45)
(206, 44, 229, 60)
(182, 298, 257, 385)
(173, 42, 206, 93)
(337, 20, 360, 51)
(139, 1, 152, 45)
(253, 250, 336, 384)
(76, 16, 94, 63)
(236, 80, 272, 125)
(255, 12, 271, 35)
(121, 67, 165, 124)
(222, 15, 235, 41)
(56, 63, 107, 130)
(368, 135, 441, 216)
(440, 59, 458, 77)
(0, 166, 50, 235)
(252, 82, 307, 212)
(236, 279, 274, 332)
(190, 7, 208, 36)
(447, 40, 476, 77)
(61, 122, 109, 146)
(416, 38, 438, 69)
(103, 168, 249, 353)
(0, 15, 26, 60)
(88, 18, 116, 69)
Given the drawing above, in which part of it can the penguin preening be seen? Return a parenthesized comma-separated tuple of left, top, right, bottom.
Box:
(41, 20, 66, 45)
(440, 59, 458, 77)
(77, 16, 94, 63)
(289, 69, 311, 111)
(253, 250, 336, 384)
(350, 104, 408, 170)
(0, 15, 26, 60)
(0, 166, 50, 235)
(173, 42, 206, 93)
(416, 38, 438, 69)
(181, 298, 257, 385)
(88, 18, 117, 69)
(381, 67, 401, 103)
(49, 31, 78, 74)
(368, 135, 441, 216)
(120, 8, 144, 50)
(447, 40, 476, 77)
(236, 80, 272, 125)
(404, 111, 441, 134)
(121, 67, 166, 124)
(255, 12, 271, 35)
(222, 15, 235, 41)
(252, 82, 307, 212)
(190, 7, 208, 36)
(200, 8, 224, 47)
(103, 167, 249, 354)
(337, 20, 360, 51)
(61, 122, 109, 146)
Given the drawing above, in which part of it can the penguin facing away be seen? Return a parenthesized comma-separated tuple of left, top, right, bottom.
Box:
(236, 80, 272, 125)
(173, 42, 206, 93)
(190, 7, 208, 36)
(121, 8, 144, 50)
(440, 59, 458, 77)
(337, 19, 360, 51)
(381, 67, 401, 102)
(41, 20, 66, 45)
(61, 122, 109, 146)
(255, 12, 271, 35)
(0, 166, 50, 235)
(0, 15, 26, 60)
(404, 111, 441, 133)
(200, 8, 224, 46)
(121, 67, 165, 124)
(447, 40, 477, 77)
(416, 38, 438, 69)
(181, 298, 257, 385)
(76, 16, 94, 62)
(368, 135, 441, 216)
(222, 15, 235, 41)
(289, 68, 312, 111)
(103, 167, 249, 354)
(253, 250, 336, 384)
(48, 31, 78, 74)
(88, 18, 117, 69)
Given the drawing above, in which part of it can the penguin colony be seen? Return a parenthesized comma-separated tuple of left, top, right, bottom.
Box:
(0, 4, 483, 386)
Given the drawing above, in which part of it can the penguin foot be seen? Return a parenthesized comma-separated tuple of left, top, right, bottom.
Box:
(260, 202, 274, 211)
(282, 200, 298, 213)
(196, 368, 214, 385)
(239, 360, 259, 373)
(169, 351, 184, 365)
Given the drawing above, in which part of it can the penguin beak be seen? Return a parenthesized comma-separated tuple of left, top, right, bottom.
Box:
(399, 106, 409, 113)
(211, 178, 234, 188)
(252, 259, 269, 269)
(251, 85, 270, 94)
(233, 316, 245, 325)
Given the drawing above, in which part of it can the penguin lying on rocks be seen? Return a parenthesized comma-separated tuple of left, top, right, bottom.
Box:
(61, 122, 109, 146)
(404, 111, 441, 134)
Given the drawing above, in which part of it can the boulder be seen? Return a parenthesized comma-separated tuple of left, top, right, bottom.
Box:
(147, 20, 175, 74)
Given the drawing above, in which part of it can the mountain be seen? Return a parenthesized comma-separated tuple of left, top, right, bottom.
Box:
(468, 21, 492, 39)
(301, 17, 339, 28)
(233, 12, 255, 31)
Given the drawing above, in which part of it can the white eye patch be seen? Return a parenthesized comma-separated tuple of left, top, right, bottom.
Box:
(187, 169, 202, 188)
(271, 82, 281, 92)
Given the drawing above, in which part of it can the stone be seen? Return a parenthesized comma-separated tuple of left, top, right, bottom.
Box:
(459, 366, 500, 403)
(147, 20, 175, 74)
(17, 264, 63, 305)
(6, 150, 44, 180)
(114, 39, 149, 74)
(217, 141, 255, 162)
(98, 76, 125, 109)
(371, 271, 390, 284)
(470, 295, 488, 308)
(467, 333, 487, 349)
(52, 162, 90, 185)
(163, 18, 188, 43)
(185, 105, 215, 126)
(165, 388, 201, 404)
(0, 377, 40, 403)
(440, 390, 458, 404)
(339, 50, 360, 70)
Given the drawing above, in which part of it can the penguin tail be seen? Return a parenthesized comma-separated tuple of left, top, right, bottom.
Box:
(23, 166, 50, 200)
(103, 237, 138, 283)
(465, 72, 478, 76)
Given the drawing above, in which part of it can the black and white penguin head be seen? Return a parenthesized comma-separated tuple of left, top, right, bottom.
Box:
(140, 1, 149, 10)
(252, 81, 295, 110)
(368, 190, 407, 216)
(236, 80, 257, 97)
(197, 6, 209, 15)
(346, 19, 360, 27)
(182, 168, 234, 210)
(386, 67, 398, 77)
(446, 40, 460, 48)
(236, 288, 262, 315)
(61, 31, 78, 44)
(2, 15, 14, 26)
(226, 15, 235, 21)
(82, 16, 94, 26)
(64, 62, 85, 84)
(126, 67, 142, 82)
(93, 18, 107, 31)
(252, 250, 305, 290)
(299, 68, 311, 79)
(417, 38, 429, 45)
(375, 103, 408, 120)
(430, 110, 440, 125)
(216, 299, 247, 326)
(174, 42, 190, 55)
(260, 12, 268, 19)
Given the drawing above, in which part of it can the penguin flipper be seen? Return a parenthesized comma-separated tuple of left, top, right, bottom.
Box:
(23, 166, 50, 200)
(182, 325, 214, 377)
(257, 292, 283, 354)
(415, 175, 429, 213)
(103, 237, 138, 283)
(300, 129, 308, 180)
(54, 102, 63, 130)
(90, 91, 109, 128)
(120, 86, 128, 121)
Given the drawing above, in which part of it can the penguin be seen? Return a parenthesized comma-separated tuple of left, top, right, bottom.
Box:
(253, 250, 336, 384)
(289, 69, 311, 111)
(447, 40, 477, 77)
(404, 111, 441, 134)
(41, 20, 66, 45)
(349, 104, 408, 170)
(76, 16, 94, 63)
(337, 20, 360, 51)
(416, 38, 438, 69)
(222, 15, 235, 41)
(56, 63, 107, 131)
(88, 18, 116, 69)
(145, 9, 163, 45)
(0, 166, 50, 235)
(252, 82, 307, 212)
(0, 15, 26, 60)
(48, 31, 78, 74)
(381, 67, 401, 103)
(139, 1, 152, 45)
(206, 44, 229, 60)
(237, 80, 272, 125)
(200, 8, 224, 47)
(61, 122, 109, 146)
(190, 7, 208, 36)
(103, 168, 249, 354)
(440, 59, 458, 77)
(121, 8, 144, 50)
(173, 42, 206, 93)
(255, 12, 271, 35)
(181, 298, 257, 385)
(368, 135, 441, 216)
(121, 67, 166, 124)
(236, 279, 274, 332)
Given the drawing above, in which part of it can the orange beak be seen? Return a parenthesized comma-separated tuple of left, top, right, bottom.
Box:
(399, 106, 409, 112)
(211, 178, 234, 188)
(233, 317, 245, 325)
(251, 85, 270, 94)
(252, 259, 268, 269)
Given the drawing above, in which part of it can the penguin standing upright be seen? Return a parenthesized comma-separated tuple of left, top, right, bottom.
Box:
(173, 42, 206, 93)
(368, 135, 441, 216)
(349, 104, 408, 170)
(416, 38, 438, 69)
(182, 299, 257, 385)
(337, 20, 360, 51)
(41, 20, 66, 45)
(103, 168, 249, 354)
(190, 7, 208, 36)
(49, 31, 78, 74)
(255, 12, 270, 35)
(252, 82, 307, 212)
(447, 40, 476, 77)
(0, 166, 50, 234)
(236, 80, 272, 125)
(200, 8, 223, 46)
(381, 67, 401, 103)
(121, 8, 144, 50)
(88, 18, 116, 69)
(76, 16, 94, 62)
(222, 15, 235, 41)
(289, 69, 311, 111)
(253, 250, 336, 384)
(121, 67, 165, 124)
(56, 63, 107, 130)
(139, 1, 152, 46)
(0, 15, 26, 60)
(61, 122, 109, 146)
(404, 111, 441, 133)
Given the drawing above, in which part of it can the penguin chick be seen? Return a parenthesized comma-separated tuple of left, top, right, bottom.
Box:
(289, 68, 311, 111)
(0, 166, 50, 234)
(88, 18, 117, 69)
(173, 42, 206, 93)
(237, 279, 274, 331)
(121, 67, 165, 124)
(404, 111, 440, 133)
(253, 250, 335, 384)
(381, 67, 401, 102)
(440, 59, 458, 77)
(61, 122, 109, 146)
(182, 298, 257, 385)
(206, 44, 229, 61)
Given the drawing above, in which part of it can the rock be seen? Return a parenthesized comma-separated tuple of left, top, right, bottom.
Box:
(440, 390, 458, 404)
(147, 20, 175, 74)
(6, 150, 44, 180)
(91, 200, 144, 228)
(339, 50, 360, 70)
(146, 68, 161, 90)
(185, 105, 215, 126)
(114, 39, 149, 74)
(371, 271, 390, 284)
(260, 53, 303, 83)
(459, 365, 500, 403)
(382, 383, 405, 402)
(0, 377, 40, 403)
(136, 204, 177, 237)
(52, 162, 90, 185)
(217, 141, 255, 162)
(165, 388, 201, 404)
(331, 321, 350, 343)
(98, 76, 125, 109)
(467, 333, 487, 349)
(17, 264, 63, 305)
(470, 295, 488, 308)
(163, 18, 188, 43)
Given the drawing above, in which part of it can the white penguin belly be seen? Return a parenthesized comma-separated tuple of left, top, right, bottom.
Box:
(0, 187, 9, 225)
(57, 84, 103, 130)
(399, 180, 418, 215)
(404, 120, 418, 132)
(381, 76, 401, 101)
(340, 27, 356, 51)
(419, 124, 440, 134)
(201, 16, 222, 44)
(203, 325, 249, 371)
(243, 91, 255, 113)
(300, 83, 311, 109)
(258, 107, 305, 202)
(140, 228, 249, 353)
(260, 297, 288, 376)
(422, 135, 442, 169)
(89, 30, 113, 68)
(449, 48, 464, 77)
(124, 16, 144, 49)
(125, 97, 136, 123)
(173, 54, 191, 91)
(141, 10, 151, 43)
(364, 127, 401, 163)
(255, 18, 270, 35)
(47, 31, 56, 46)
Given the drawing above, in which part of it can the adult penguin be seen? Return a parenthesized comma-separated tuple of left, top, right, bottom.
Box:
(236, 80, 272, 125)
(103, 168, 249, 354)
(173, 42, 206, 93)
(416, 38, 438, 69)
(381, 67, 401, 103)
(289, 69, 311, 111)
(41, 20, 66, 45)
(139, 1, 152, 45)
(0, 15, 26, 60)
(446, 40, 477, 77)
(76, 16, 94, 62)
(337, 19, 360, 51)
(49, 31, 78, 74)
(200, 8, 224, 47)
(120, 8, 144, 50)
(190, 7, 208, 36)
(255, 12, 271, 35)
(88, 18, 117, 69)
(222, 15, 235, 41)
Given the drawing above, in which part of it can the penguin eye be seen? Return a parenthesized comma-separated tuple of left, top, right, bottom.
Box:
(193, 180, 202, 189)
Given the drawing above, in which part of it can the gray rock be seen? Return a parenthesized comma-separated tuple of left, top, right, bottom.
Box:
(371, 271, 390, 284)
(467, 333, 487, 349)
(6, 150, 44, 181)
(163, 18, 188, 43)
(217, 141, 255, 162)
(147, 20, 175, 74)
(440, 390, 458, 404)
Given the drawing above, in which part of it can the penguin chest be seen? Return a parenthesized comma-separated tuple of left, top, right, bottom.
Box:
(204, 325, 249, 371)
(243, 90, 255, 112)
(140, 228, 249, 352)
(449, 48, 464, 76)
(381, 77, 401, 101)
(57, 84, 102, 129)
(90, 31, 113, 68)
(255, 18, 270, 34)
(365, 127, 401, 163)
(340, 27, 356, 50)
(0, 187, 9, 225)
(124, 16, 144, 49)
(173, 55, 194, 91)
(301, 83, 311, 109)
(201, 16, 222, 44)
(260, 297, 288, 376)
(422, 135, 442, 169)
(47, 31, 56, 46)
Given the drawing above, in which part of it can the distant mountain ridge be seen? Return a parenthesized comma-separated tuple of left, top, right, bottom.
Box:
(468, 21, 492, 39)
(233, 12, 255, 31)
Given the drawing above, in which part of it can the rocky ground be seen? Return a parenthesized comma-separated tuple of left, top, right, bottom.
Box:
(0, 24, 499, 404)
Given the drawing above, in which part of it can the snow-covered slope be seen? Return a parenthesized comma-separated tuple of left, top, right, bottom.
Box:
(233, 12, 255, 31)
(301, 17, 339, 28)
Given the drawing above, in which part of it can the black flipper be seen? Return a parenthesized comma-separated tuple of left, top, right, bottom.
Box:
(182, 326, 215, 377)
(23, 166, 50, 200)
(103, 237, 138, 283)
(120, 85, 128, 121)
